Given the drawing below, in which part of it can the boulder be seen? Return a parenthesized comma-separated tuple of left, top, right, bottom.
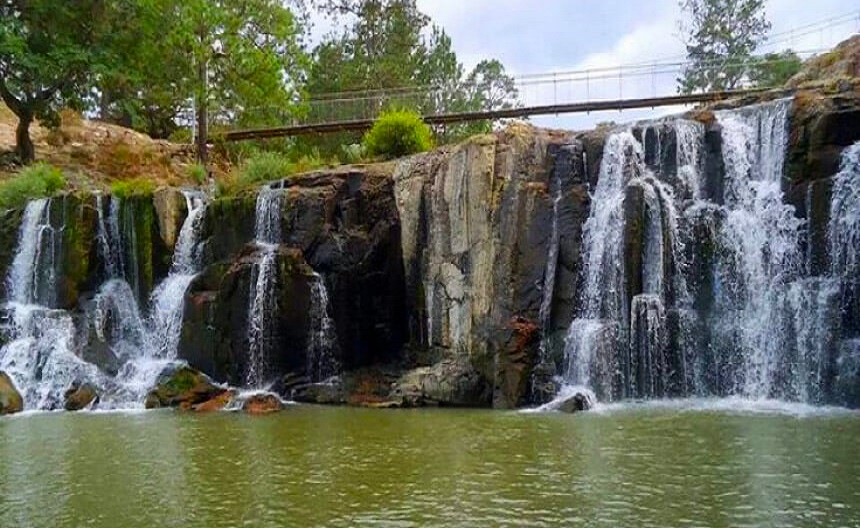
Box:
(391, 359, 492, 407)
(64, 381, 99, 411)
(190, 389, 236, 412)
(0, 371, 23, 415)
(556, 391, 594, 413)
(242, 393, 284, 414)
(291, 377, 346, 405)
(144, 364, 225, 409)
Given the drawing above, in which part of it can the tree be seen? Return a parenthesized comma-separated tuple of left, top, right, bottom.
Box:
(677, 0, 771, 93)
(96, 0, 308, 162)
(748, 50, 803, 88)
(0, 0, 107, 162)
(300, 0, 518, 156)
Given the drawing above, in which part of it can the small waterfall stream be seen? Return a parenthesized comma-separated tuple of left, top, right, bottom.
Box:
(245, 186, 284, 388)
(308, 272, 340, 382)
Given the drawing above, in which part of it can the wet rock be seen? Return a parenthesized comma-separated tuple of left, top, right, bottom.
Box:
(291, 377, 346, 405)
(144, 364, 224, 409)
(493, 317, 541, 409)
(63, 381, 99, 411)
(391, 359, 492, 407)
(242, 393, 284, 414)
(0, 371, 23, 415)
(190, 389, 236, 412)
(556, 392, 593, 413)
(152, 187, 188, 250)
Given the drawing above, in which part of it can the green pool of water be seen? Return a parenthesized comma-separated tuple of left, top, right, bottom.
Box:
(1, 403, 858, 527)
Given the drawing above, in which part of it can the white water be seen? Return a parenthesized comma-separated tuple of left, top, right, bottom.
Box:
(0, 191, 209, 410)
(551, 98, 860, 408)
(308, 272, 340, 382)
(147, 190, 208, 359)
(245, 186, 285, 388)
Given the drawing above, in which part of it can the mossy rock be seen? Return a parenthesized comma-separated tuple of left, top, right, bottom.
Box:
(144, 364, 224, 409)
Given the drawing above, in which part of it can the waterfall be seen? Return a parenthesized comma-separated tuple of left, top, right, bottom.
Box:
(560, 121, 695, 400)
(710, 98, 803, 398)
(308, 272, 340, 382)
(554, 97, 860, 407)
(0, 198, 102, 408)
(244, 186, 285, 388)
(828, 142, 860, 277)
(95, 194, 124, 279)
(0, 190, 210, 410)
(147, 190, 208, 359)
(538, 170, 563, 360)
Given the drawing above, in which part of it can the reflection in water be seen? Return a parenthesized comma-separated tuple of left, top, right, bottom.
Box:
(0, 407, 858, 527)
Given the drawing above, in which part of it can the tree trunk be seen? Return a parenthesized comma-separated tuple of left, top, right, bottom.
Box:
(195, 59, 208, 165)
(16, 113, 35, 163)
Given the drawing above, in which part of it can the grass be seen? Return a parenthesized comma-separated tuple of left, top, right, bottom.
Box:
(110, 178, 157, 198)
(0, 163, 67, 210)
(233, 150, 328, 191)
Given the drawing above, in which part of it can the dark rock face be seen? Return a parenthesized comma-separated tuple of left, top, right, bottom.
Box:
(0, 371, 23, 414)
(179, 168, 407, 388)
(144, 364, 225, 409)
(64, 381, 99, 411)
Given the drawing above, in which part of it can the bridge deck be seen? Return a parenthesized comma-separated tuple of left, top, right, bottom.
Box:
(222, 88, 777, 142)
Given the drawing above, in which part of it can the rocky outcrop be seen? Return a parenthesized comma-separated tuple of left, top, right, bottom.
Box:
(144, 364, 226, 409)
(152, 187, 188, 250)
(64, 381, 99, 411)
(392, 124, 591, 408)
(179, 166, 406, 387)
(0, 371, 23, 414)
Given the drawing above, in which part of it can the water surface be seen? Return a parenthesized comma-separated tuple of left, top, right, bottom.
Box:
(0, 404, 858, 527)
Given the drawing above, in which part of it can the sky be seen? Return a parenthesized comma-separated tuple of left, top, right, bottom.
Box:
(411, 0, 860, 129)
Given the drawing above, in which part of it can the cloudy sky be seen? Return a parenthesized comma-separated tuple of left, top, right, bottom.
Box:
(413, 0, 859, 129)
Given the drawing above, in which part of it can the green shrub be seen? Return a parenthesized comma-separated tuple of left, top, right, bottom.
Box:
(186, 163, 208, 185)
(0, 163, 67, 210)
(362, 109, 433, 160)
(111, 178, 157, 198)
(237, 151, 293, 187)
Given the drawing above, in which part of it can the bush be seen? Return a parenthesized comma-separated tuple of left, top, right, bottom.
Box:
(362, 109, 433, 160)
(0, 163, 67, 210)
(111, 178, 157, 198)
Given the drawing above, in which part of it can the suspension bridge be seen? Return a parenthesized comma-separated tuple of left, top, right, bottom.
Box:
(221, 11, 859, 142)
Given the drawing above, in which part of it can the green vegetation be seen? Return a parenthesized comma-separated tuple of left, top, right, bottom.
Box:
(110, 178, 157, 198)
(0, 163, 67, 209)
(1, 0, 515, 168)
(363, 109, 434, 160)
(749, 50, 803, 88)
(235, 151, 327, 189)
(186, 164, 208, 185)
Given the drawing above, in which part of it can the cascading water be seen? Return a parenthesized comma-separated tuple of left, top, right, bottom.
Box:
(0, 199, 102, 408)
(308, 272, 341, 382)
(147, 190, 207, 359)
(245, 186, 284, 388)
(0, 190, 210, 409)
(559, 121, 694, 401)
(553, 98, 859, 407)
